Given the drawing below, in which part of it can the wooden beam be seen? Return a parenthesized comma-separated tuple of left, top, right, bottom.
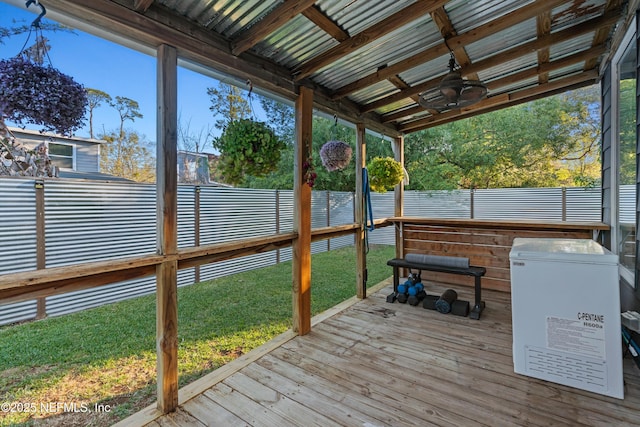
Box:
(25, 0, 400, 137)
(35, 179, 46, 319)
(485, 45, 606, 91)
(585, 0, 623, 70)
(302, 4, 349, 42)
(0, 264, 157, 304)
(2, 225, 401, 305)
(355, 123, 367, 299)
(178, 235, 295, 270)
(293, 0, 449, 81)
(537, 11, 552, 84)
(231, 0, 317, 55)
(133, 0, 154, 12)
(292, 86, 313, 335)
(399, 70, 598, 132)
(430, 6, 478, 80)
(362, 10, 620, 114)
(156, 43, 179, 414)
(331, 0, 568, 99)
(381, 42, 609, 124)
(393, 135, 404, 261)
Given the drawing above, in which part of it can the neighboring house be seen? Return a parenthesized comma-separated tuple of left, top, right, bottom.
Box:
(9, 127, 130, 181)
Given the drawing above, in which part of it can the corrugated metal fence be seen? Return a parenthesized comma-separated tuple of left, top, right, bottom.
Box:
(0, 179, 607, 325)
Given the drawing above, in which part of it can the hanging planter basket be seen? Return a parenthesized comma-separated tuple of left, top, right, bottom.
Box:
(320, 140, 352, 171)
(212, 118, 286, 185)
(367, 156, 405, 193)
(0, 56, 88, 135)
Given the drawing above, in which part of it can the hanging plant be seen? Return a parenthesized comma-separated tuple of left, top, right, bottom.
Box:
(212, 118, 286, 185)
(320, 140, 352, 171)
(303, 156, 317, 188)
(367, 156, 404, 193)
(0, 25, 88, 136)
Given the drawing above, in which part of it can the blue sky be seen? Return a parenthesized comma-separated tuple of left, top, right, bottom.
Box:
(0, 0, 246, 150)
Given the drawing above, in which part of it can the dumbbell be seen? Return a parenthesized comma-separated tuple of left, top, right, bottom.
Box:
(407, 281, 426, 306)
(396, 278, 417, 304)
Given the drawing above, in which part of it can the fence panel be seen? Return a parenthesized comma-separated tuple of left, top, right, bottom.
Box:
(277, 190, 294, 263)
(620, 184, 636, 224)
(474, 187, 563, 220)
(0, 178, 37, 274)
(44, 180, 156, 266)
(0, 181, 611, 326)
(178, 185, 196, 248)
(404, 190, 470, 218)
(565, 187, 602, 222)
(329, 191, 355, 250)
(198, 187, 278, 282)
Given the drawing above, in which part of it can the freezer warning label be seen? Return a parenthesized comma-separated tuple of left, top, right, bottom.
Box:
(546, 315, 606, 359)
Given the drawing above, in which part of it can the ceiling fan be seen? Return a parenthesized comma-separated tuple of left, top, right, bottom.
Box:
(418, 53, 487, 112)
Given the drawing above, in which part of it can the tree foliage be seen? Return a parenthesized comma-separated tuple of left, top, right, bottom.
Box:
(207, 82, 251, 130)
(99, 128, 155, 182)
(405, 86, 601, 189)
(85, 88, 111, 139)
(205, 83, 602, 190)
(98, 95, 155, 182)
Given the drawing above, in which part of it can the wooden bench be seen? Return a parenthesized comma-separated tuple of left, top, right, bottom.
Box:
(387, 254, 486, 319)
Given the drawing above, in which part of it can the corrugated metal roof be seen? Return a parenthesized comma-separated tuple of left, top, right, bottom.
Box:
(445, 0, 534, 33)
(34, 0, 633, 132)
(551, 0, 607, 31)
(465, 19, 537, 61)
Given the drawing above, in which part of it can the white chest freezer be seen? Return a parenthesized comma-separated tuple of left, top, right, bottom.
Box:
(509, 238, 623, 399)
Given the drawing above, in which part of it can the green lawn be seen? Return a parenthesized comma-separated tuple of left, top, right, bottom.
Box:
(0, 244, 395, 426)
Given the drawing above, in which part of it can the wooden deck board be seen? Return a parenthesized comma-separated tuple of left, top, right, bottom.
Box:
(130, 283, 640, 427)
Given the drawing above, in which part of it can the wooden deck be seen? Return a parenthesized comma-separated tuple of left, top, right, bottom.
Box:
(119, 281, 640, 427)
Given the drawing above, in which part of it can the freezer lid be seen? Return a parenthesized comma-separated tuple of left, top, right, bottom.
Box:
(510, 238, 618, 264)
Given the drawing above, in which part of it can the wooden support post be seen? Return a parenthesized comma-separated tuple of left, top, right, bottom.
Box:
(34, 179, 46, 319)
(276, 190, 281, 264)
(156, 43, 179, 413)
(194, 186, 201, 282)
(355, 123, 367, 299)
(393, 135, 404, 260)
(292, 86, 313, 335)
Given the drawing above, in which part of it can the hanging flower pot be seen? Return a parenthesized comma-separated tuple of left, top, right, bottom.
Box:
(212, 118, 286, 185)
(367, 156, 405, 193)
(0, 56, 88, 135)
(320, 140, 352, 171)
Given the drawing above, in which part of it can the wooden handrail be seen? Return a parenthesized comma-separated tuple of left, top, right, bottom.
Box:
(388, 217, 610, 231)
(0, 222, 394, 304)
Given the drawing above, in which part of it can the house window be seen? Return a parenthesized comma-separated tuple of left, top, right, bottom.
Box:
(614, 24, 637, 286)
(49, 142, 74, 170)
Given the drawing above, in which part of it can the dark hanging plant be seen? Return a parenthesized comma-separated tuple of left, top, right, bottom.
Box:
(0, 56, 88, 135)
(212, 118, 286, 185)
(320, 140, 352, 171)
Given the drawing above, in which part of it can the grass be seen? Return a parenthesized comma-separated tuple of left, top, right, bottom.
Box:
(0, 244, 395, 426)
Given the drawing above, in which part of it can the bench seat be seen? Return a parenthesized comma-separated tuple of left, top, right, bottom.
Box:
(387, 256, 486, 319)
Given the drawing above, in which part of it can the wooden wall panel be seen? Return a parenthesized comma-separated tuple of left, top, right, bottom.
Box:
(397, 220, 598, 293)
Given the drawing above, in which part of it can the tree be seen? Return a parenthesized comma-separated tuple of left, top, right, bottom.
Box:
(99, 128, 155, 182)
(178, 114, 213, 154)
(404, 86, 602, 189)
(111, 96, 143, 139)
(207, 82, 251, 130)
(618, 79, 636, 186)
(98, 95, 154, 182)
(85, 88, 112, 139)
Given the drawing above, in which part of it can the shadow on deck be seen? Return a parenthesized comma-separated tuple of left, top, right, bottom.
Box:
(117, 280, 640, 426)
